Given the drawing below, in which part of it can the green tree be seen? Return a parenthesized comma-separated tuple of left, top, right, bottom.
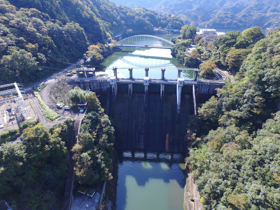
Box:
(67, 87, 86, 105)
(181, 25, 197, 40)
(242, 26, 265, 44)
(0, 120, 71, 209)
(187, 28, 280, 209)
(72, 101, 114, 187)
(226, 48, 251, 72)
(2, 49, 38, 83)
(199, 60, 217, 76)
(171, 39, 191, 63)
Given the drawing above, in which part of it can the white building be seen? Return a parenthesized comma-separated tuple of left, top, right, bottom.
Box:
(197, 29, 225, 42)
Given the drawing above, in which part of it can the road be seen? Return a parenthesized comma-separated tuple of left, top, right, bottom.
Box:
(22, 62, 79, 92)
(14, 61, 81, 127)
(214, 68, 234, 81)
(29, 94, 46, 124)
(40, 79, 79, 120)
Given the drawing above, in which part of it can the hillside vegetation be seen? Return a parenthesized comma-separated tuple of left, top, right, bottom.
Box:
(187, 27, 280, 209)
(0, 0, 183, 85)
(68, 87, 115, 187)
(171, 25, 266, 76)
(111, 0, 280, 30)
(0, 119, 73, 209)
(196, 26, 265, 73)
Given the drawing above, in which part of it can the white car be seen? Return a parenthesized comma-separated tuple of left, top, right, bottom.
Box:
(64, 106, 71, 110)
(0, 124, 4, 129)
(56, 104, 62, 109)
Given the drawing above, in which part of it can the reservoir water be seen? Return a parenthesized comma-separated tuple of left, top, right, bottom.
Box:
(102, 47, 194, 80)
(101, 37, 187, 210)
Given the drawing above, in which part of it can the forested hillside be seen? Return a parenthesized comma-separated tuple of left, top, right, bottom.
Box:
(186, 27, 280, 209)
(0, 119, 73, 209)
(0, 0, 183, 85)
(111, 0, 280, 30)
(67, 87, 115, 187)
(196, 26, 265, 73)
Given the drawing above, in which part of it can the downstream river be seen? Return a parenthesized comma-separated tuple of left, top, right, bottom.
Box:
(116, 151, 186, 210)
(101, 37, 187, 210)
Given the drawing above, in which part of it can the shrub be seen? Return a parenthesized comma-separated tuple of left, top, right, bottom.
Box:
(34, 91, 59, 121)
(0, 128, 20, 144)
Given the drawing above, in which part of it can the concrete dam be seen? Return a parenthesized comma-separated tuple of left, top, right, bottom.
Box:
(69, 67, 224, 153)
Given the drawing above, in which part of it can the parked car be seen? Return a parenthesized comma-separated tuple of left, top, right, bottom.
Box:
(0, 124, 4, 129)
(80, 109, 84, 113)
(56, 104, 62, 109)
(64, 106, 71, 110)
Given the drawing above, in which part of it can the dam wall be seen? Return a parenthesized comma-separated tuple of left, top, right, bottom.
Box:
(69, 77, 224, 153)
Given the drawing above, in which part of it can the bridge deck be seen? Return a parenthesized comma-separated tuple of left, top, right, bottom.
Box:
(115, 45, 172, 49)
(70, 77, 224, 86)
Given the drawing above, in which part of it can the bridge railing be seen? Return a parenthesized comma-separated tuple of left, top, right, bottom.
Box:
(68, 76, 225, 86)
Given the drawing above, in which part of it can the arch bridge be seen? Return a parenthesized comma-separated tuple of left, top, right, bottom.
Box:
(115, 35, 175, 49)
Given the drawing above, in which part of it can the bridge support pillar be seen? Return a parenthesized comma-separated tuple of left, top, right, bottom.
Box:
(145, 68, 149, 77)
(193, 70, 198, 81)
(113, 67, 118, 79)
(144, 77, 149, 108)
(160, 84, 165, 99)
(177, 69, 182, 78)
(177, 78, 184, 114)
(161, 69, 166, 80)
(128, 68, 133, 79)
(128, 83, 133, 98)
(110, 76, 117, 100)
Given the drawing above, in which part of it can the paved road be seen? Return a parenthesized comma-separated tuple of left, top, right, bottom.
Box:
(28, 94, 46, 124)
(40, 79, 79, 119)
(28, 93, 75, 128)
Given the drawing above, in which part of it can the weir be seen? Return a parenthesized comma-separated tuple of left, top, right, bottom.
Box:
(119, 150, 185, 164)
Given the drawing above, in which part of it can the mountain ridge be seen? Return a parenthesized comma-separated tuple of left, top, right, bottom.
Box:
(110, 0, 280, 30)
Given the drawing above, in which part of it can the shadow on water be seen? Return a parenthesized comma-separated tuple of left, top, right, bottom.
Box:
(115, 150, 186, 210)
